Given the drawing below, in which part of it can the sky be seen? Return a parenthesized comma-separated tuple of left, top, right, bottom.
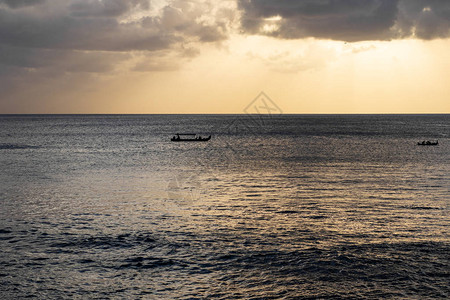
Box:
(0, 0, 449, 114)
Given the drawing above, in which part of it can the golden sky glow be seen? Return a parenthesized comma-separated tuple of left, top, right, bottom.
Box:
(0, 0, 449, 114)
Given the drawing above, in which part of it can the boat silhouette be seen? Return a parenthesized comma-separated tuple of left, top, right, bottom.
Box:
(417, 140, 438, 146)
(171, 133, 211, 142)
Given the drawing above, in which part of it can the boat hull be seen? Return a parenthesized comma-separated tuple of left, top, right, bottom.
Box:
(171, 136, 211, 142)
(171, 139, 210, 142)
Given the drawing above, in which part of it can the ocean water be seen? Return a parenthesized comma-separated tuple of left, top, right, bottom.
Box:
(0, 114, 449, 299)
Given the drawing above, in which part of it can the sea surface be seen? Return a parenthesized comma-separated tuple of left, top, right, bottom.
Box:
(0, 114, 449, 299)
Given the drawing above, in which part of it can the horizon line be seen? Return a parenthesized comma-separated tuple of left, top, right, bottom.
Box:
(1, 113, 449, 116)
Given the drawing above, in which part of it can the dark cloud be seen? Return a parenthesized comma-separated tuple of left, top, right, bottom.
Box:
(0, 2, 176, 52)
(0, 0, 45, 9)
(0, 0, 230, 52)
(239, 0, 450, 41)
(143, 2, 229, 43)
(0, 45, 130, 73)
(0, 0, 232, 81)
(398, 0, 450, 40)
(0, 0, 235, 112)
(69, 0, 149, 18)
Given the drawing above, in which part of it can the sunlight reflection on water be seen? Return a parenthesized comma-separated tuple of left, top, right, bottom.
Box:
(0, 114, 449, 298)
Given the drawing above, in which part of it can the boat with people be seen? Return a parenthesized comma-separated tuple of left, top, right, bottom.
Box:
(171, 133, 211, 142)
(417, 140, 439, 146)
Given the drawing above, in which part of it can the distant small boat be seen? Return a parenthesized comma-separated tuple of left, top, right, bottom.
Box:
(171, 133, 211, 142)
(417, 140, 438, 146)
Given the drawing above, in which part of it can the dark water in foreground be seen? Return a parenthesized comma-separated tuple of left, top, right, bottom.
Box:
(0, 114, 449, 299)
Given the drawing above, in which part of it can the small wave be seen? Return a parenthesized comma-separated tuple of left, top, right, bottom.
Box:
(77, 258, 95, 264)
(0, 144, 40, 150)
(50, 233, 158, 250)
(118, 256, 177, 270)
(276, 210, 299, 214)
(403, 206, 442, 210)
(308, 215, 327, 219)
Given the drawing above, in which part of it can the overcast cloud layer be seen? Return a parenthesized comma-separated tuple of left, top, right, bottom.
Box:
(0, 0, 233, 75)
(239, 0, 450, 41)
(1, 0, 450, 107)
